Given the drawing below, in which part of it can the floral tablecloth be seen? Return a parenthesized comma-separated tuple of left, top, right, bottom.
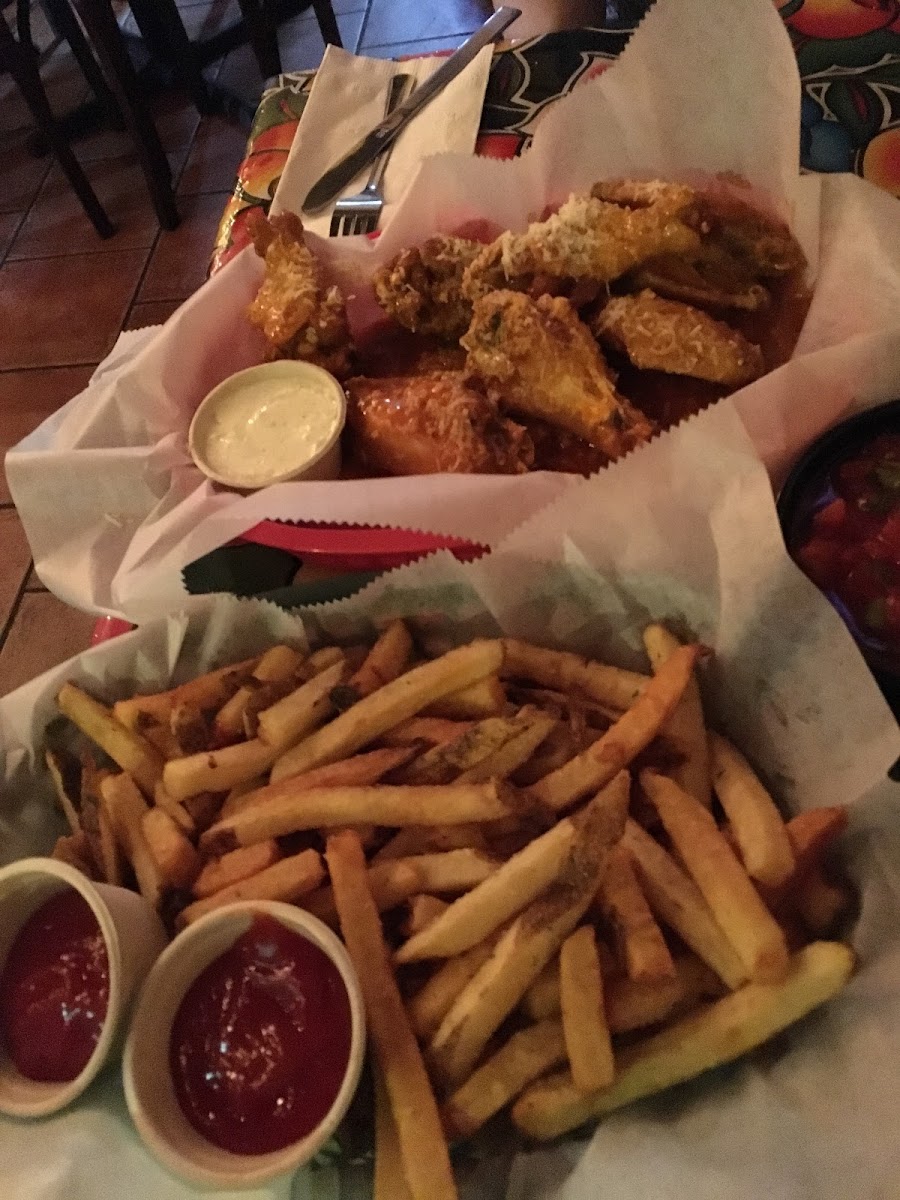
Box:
(211, 2, 900, 272)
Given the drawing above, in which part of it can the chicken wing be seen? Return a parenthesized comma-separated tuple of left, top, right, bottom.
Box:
(590, 178, 697, 219)
(372, 236, 483, 340)
(592, 289, 764, 386)
(462, 290, 654, 459)
(246, 210, 352, 378)
(345, 370, 532, 476)
(627, 243, 771, 312)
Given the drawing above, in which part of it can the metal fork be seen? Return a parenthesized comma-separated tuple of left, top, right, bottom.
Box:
(329, 73, 413, 237)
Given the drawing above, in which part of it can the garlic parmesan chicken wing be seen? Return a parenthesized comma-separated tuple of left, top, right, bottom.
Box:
(462, 290, 654, 459)
(593, 290, 764, 386)
(246, 211, 352, 378)
(345, 371, 532, 476)
(372, 236, 483, 340)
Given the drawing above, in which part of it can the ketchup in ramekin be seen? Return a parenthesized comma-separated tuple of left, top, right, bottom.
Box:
(0, 888, 110, 1082)
(169, 914, 352, 1155)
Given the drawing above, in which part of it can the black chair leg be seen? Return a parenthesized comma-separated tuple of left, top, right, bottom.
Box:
(310, 0, 342, 47)
(0, 18, 114, 238)
(235, 0, 282, 79)
(72, 0, 180, 231)
(130, 0, 215, 115)
(39, 0, 125, 131)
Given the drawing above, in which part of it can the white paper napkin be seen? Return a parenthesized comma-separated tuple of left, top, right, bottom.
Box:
(272, 44, 493, 238)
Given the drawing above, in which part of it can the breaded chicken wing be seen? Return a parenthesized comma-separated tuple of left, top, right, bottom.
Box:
(462, 290, 654, 459)
(590, 178, 697, 219)
(372, 236, 483, 340)
(593, 289, 764, 386)
(628, 244, 770, 312)
(247, 211, 352, 377)
(345, 370, 532, 476)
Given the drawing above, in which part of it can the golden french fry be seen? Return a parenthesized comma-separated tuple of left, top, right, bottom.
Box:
(428, 784, 628, 1088)
(256, 660, 345, 749)
(522, 959, 562, 1022)
(326, 831, 458, 1200)
(96, 802, 123, 886)
(100, 773, 164, 908)
(623, 818, 747, 990)
(58, 683, 165, 798)
(349, 619, 414, 699)
(529, 646, 700, 812)
(757, 807, 852, 912)
(163, 737, 278, 801)
(300, 860, 423, 926)
(271, 640, 504, 783)
(112, 657, 259, 729)
(404, 895, 450, 938)
(407, 935, 501, 1041)
(443, 1019, 568, 1139)
(45, 748, 82, 835)
(395, 805, 582, 963)
(559, 925, 614, 1092)
(796, 868, 852, 936)
(500, 639, 649, 711)
(401, 716, 528, 786)
(306, 645, 346, 675)
(512, 941, 854, 1140)
(424, 675, 507, 720)
(512, 724, 582, 787)
(598, 843, 676, 983)
(383, 718, 476, 748)
(201, 781, 514, 856)
(455, 710, 557, 784)
(153, 783, 196, 835)
(178, 849, 324, 927)
(374, 823, 488, 862)
(218, 776, 266, 820)
(643, 624, 711, 807)
(213, 645, 305, 740)
(643, 771, 789, 983)
(709, 732, 794, 887)
(193, 840, 282, 898)
(374, 1065, 414, 1200)
(142, 806, 200, 889)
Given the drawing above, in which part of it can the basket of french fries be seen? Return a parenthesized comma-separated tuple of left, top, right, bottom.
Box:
(3, 395, 900, 1198)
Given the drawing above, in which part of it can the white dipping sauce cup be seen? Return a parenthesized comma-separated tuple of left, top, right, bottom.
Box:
(0, 857, 168, 1119)
(123, 900, 366, 1190)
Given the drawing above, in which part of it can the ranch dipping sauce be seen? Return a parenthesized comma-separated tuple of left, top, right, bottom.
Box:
(190, 361, 345, 489)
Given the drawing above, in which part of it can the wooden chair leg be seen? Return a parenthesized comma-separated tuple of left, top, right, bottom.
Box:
(310, 0, 342, 47)
(71, 0, 180, 231)
(235, 0, 282, 79)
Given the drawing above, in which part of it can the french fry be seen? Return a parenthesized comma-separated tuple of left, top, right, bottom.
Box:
(709, 732, 795, 887)
(512, 941, 855, 1140)
(142, 806, 200, 889)
(306, 645, 346, 675)
(163, 737, 278, 801)
(512, 724, 582, 787)
(374, 822, 488, 862)
(404, 895, 450, 938)
(218, 776, 266, 820)
(598, 843, 676, 982)
(255, 660, 345, 750)
(271, 640, 504, 783)
(395, 805, 582, 963)
(443, 1019, 568, 1139)
(45, 748, 82, 835)
(96, 802, 123, 886)
(169, 702, 211, 756)
(428, 785, 628, 1088)
(348, 619, 414, 699)
(326, 831, 458, 1200)
(522, 959, 562, 1022)
(500, 639, 648, 711)
(50, 832, 94, 875)
(57, 682, 165, 798)
(374, 1065, 414, 1200)
(643, 624, 711, 808)
(153, 783, 196, 836)
(643, 771, 789, 983)
(559, 926, 614, 1092)
(112, 657, 259, 729)
(383, 718, 476, 748)
(401, 716, 527, 786)
(137, 718, 183, 761)
(623, 818, 748, 990)
(407, 935, 500, 1041)
(192, 840, 282, 898)
(529, 646, 700, 812)
(214, 645, 306, 740)
(455, 710, 557, 784)
(300, 860, 423, 926)
(99, 773, 164, 908)
(796, 868, 852, 936)
(178, 849, 324, 927)
(403, 849, 498, 893)
(424, 675, 507, 720)
(201, 781, 515, 856)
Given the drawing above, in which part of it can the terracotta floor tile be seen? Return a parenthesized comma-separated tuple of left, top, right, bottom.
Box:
(178, 116, 250, 195)
(0, 131, 52, 215)
(136, 191, 227, 303)
(0, 510, 32, 643)
(74, 89, 202, 163)
(0, 593, 96, 698)
(359, 0, 489, 48)
(0, 43, 90, 140)
(124, 299, 183, 329)
(0, 212, 22, 263)
(0, 251, 145, 370)
(0, 365, 97, 502)
(7, 152, 185, 260)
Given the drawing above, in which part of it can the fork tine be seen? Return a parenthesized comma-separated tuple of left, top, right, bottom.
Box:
(329, 208, 342, 237)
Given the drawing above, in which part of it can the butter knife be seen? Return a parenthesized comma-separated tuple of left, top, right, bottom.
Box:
(302, 6, 521, 215)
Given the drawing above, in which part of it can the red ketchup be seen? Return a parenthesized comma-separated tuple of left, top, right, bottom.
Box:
(170, 915, 352, 1155)
(0, 888, 109, 1082)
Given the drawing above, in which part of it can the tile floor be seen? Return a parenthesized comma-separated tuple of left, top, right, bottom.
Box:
(0, 0, 495, 696)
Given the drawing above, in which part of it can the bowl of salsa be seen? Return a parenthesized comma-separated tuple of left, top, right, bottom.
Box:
(779, 400, 900, 705)
(123, 900, 365, 1189)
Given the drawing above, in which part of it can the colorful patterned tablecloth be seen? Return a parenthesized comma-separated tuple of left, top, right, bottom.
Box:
(211, 2, 900, 273)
